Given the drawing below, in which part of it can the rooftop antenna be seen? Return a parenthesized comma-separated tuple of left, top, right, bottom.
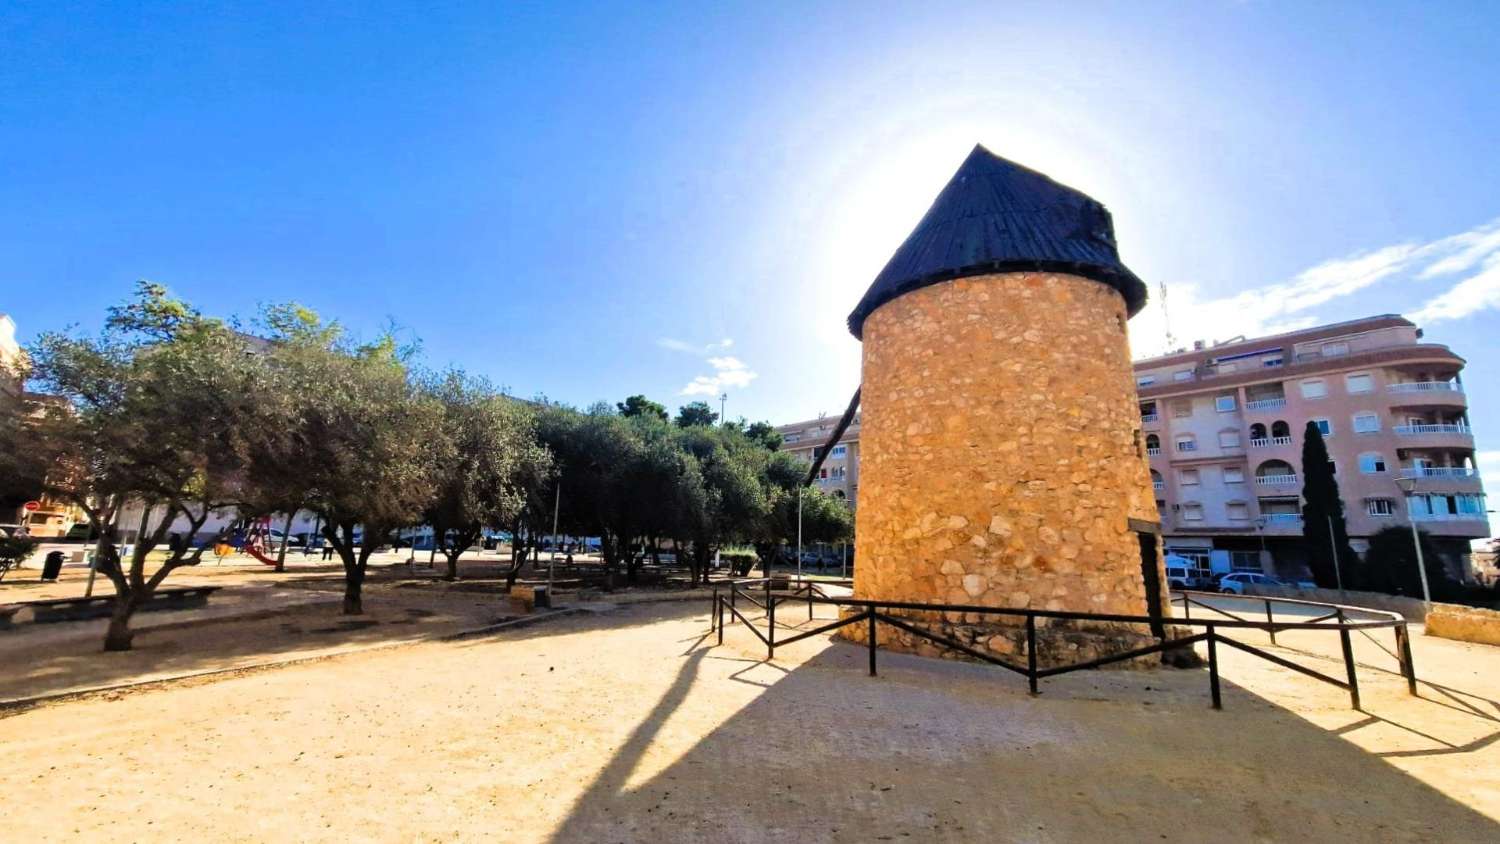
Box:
(1159, 281, 1177, 352)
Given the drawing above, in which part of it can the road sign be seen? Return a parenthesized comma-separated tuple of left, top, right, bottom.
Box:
(22, 500, 40, 512)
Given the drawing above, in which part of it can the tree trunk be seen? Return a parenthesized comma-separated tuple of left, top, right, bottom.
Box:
(343, 566, 364, 615)
(274, 512, 294, 573)
(103, 596, 138, 651)
(445, 551, 460, 582)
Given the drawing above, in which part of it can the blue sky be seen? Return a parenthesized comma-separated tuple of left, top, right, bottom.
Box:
(2, 1, 1498, 478)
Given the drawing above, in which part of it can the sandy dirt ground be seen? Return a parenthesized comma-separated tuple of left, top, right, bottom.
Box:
(2, 598, 1499, 842)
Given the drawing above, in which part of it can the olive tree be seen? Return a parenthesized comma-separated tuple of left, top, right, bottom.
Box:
(256, 310, 440, 614)
(423, 370, 549, 581)
(0, 283, 261, 650)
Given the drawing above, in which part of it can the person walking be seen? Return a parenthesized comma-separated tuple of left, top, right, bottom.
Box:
(322, 542, 335, 561)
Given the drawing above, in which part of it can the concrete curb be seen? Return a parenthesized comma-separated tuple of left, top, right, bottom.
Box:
(0, 607, 586, 716)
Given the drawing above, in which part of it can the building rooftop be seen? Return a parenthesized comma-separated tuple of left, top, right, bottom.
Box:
(846, 144, 1147, 339)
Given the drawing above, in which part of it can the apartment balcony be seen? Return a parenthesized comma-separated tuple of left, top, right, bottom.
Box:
(1388, 382, 1466, 410)
(1387, 381, 1463, 395)
(1392, 424, 1474, 447)
(1408, 513, 1491, 538)
(1254, 474, 1299, 487)
(1400, 466, 1480, 479)
(1249, 436, 1294, 449)
(1146, 447, 1161, 456)
(1140, 413, 1160, 424)
(1258, 513, 1304, 535)
(1244, 398, 1287, 412)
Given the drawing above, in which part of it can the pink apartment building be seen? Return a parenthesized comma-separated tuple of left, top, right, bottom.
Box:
(1136, 314, 1488, 580)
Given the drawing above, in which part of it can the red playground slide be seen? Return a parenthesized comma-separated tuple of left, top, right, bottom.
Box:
(245, 541, 279, 567)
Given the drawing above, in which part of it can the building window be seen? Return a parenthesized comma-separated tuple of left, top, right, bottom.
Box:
(1230, 550, 1261, 571)
(1322, 341, 1350, 357)
(1215, 394, 1237, 413)
(1226, 502, 1250, 521)
(1180, 469, 1200, 485)
(1175, 435, 1198, 452)
(1218, 430, 1242, 449)
(1312, 418, 1332, 437)
(1145, 434, 1160, 454)
(831, 466, 846, 480)
(1366, 498, 1395, 517)
(1173, 370, 1194, 382)
(1172, 400, 1192, 418)
(1358, 453, 1387, 474)
(1352, 412, 1380, 434)
(1301, 379, 1327, 399)
(1181, 503, 1204, 521)
(818, 468, 828, 480)
(1345, 373, 1373, 394)
(1137, 375, 1156, 387)
(1224, 467, 1245, 484)
(783, 433, 800, 443)
(1263, 354, 1284, 368)
(830, 445, 846, 458)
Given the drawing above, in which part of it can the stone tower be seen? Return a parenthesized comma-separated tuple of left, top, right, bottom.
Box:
(844, 145, 1164, 665)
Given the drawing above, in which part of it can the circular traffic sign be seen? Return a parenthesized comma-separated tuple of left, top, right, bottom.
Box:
(22, 500, 41, 512)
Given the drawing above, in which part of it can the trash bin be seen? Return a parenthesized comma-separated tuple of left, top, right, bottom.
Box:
(42, 550, 65, 582)
(533, 584, 551, 609)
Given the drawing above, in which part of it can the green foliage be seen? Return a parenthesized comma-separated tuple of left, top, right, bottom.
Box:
(1354, 525, 1458, 600)
(616, 394, 668, 422)
(0, 535, 40, 572)
(0, 281, 264, 648)
(1300, 422, 1357, 589)
(674, 401, 718, 428)
(744, 421, 783, 451)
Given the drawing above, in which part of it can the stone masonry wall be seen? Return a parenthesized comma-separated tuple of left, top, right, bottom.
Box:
(843, 271, 1168, 667)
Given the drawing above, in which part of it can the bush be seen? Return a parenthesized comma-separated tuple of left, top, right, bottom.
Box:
(0, 535, 40, 579)
(722, 551, 758, 577)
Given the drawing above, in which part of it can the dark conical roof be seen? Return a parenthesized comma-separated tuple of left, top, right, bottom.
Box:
(846, 145, 1147, 338)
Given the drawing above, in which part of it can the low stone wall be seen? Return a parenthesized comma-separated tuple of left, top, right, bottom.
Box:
(1425, 605, 1500, 647)
(1240, 584, 1430, 622)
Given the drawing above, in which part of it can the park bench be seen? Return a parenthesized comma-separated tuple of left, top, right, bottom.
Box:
(23, 586, 222, 624)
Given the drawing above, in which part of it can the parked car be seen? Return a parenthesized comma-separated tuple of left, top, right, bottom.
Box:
(1217, 572, 1281, 595)
(1164, 555, 1215, 591)
(1273, 576, 1318, 590)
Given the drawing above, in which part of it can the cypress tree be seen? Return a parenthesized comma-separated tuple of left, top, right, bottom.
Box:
(1300, 421, 1357, 589)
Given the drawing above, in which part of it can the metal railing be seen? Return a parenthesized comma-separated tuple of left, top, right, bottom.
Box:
(1245, 398, 1286, 411)
(1250, 436, 1294, 448)
(1388, 381, 1462, 394)
(1400, 466, 1478, 478)
(1394, 424, 1472, 435)
(709, 581, 1413, 711)
(1255, 474, 1298, 486)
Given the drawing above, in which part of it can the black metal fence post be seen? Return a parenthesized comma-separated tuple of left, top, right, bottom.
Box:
(1206, 623, 1222, 709)
(716, 595, 724, 645)
(710, 587, 717, 633)
(1182, 597, 1191, 620)
(767, 582, 776, 660)
(1396, 623, 1417, 696)
(867, 612, 877, 676)
(1339, 625, 1360, 710)
(808, 586, 814, 622)
(1264, 598, 1276, 645)
(1026, 615, 1039, 696)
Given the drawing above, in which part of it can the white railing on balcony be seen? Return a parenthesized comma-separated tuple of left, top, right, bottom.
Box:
(1262, 513, 1303, 524)
(1153, 482, 1165, 494)
(1141, 413, 1159, 424)
(1255, 474, 1299, 486)
(1388, 381, 1463, 394)
(1245, 397, 1286, 411)
(1401, 466, 1479, 478)
(1249, 436, 1294, 448)
(1411, 512, 1488, 523)
(1146, 447, 1161, 456)
(1394, 424, 1472, 436)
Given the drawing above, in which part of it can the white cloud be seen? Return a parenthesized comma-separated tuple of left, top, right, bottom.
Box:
(1409, 253, 1500, 324)
(1130, 217, 1500, 357)
(655, 337, 696, 353)
(681, 355, 758, 396)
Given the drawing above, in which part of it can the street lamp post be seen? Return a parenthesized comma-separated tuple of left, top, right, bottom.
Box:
(719, 392, 727, 424)
(1394, 476, 1433, 610)
(796, 486, 803, 584)
(1254, 516, 1269, 573)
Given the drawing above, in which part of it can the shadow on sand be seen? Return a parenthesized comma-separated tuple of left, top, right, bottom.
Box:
(547, 609, 1500, 842)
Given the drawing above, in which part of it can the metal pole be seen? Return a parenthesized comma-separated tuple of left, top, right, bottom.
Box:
(1026, 615, 1039, 695)
(796, 487, 803, 585)
(1339, 625, 1361, 710)
(1207, 624, 1222, 709)
(1326, 515, 1345, 597)
(549, 483, 560, 593)
(1407, 512, 1433, 611)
